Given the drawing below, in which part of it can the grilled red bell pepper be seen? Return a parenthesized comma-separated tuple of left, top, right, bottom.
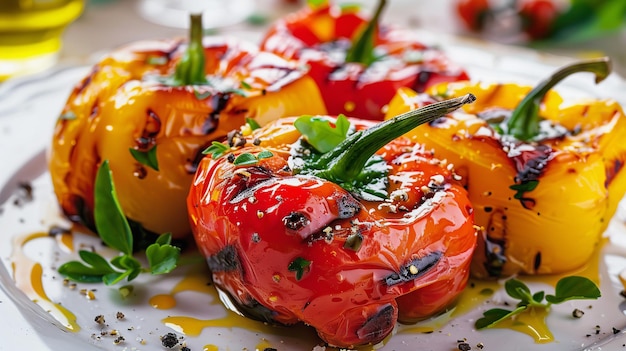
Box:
(260, 0, 469, 120)
(187, 95, 477, 347)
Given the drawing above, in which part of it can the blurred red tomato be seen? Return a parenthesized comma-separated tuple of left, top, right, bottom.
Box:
(518, 0, 559, 39)
(456, 0, 490, 31)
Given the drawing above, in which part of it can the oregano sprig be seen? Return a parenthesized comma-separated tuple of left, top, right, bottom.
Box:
(475, 276, 601, 330)
(58, 160, 181, 285)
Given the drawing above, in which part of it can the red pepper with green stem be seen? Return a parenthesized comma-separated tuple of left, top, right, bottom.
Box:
(260, 0, 469, 120)
(187, 95, 477, 347)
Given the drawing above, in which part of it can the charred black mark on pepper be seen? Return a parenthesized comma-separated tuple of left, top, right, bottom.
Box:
(483, 234, 507, 277)
(384, 251, 442, 286)
(534, 252, 542, 272)
(283, 212, 310, 231)
(228, 167, 277, 203)
(48, 226, 71, 236)
(413, 71, 433, 93)
(206, 245, 240, 272)
(356, 304, 396, 342)
(135, 109, 162, 150)
(606, 158, 625, 188)
(202, 93, 231, 135)
(337, 194, 361, 219)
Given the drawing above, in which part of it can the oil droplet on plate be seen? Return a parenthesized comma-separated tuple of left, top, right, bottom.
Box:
(149, 294, 177, 309)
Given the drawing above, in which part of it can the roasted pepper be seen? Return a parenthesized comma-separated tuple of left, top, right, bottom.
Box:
(260, 0, 469, 120)
(187, 95, 478, 347)
(49, 15, 326, 240)
(385, 58, 626, 278)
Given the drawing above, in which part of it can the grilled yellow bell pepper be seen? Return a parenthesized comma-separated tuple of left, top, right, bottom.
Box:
(49, 15, 326, 241)
(385, 58, 626, 278)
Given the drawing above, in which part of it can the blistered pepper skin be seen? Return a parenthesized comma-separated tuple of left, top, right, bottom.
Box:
(187, 117, 477, 347)
(385, 83, 626, 278)
(49, 36, 326, 238)
(260, 3, 469, 120)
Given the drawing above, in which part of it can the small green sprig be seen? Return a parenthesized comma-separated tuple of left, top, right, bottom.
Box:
(475, 276, 601, 330)
(129, 146, 159, 171)
(58, 160, 180, 285)
(203, 141, 230, 159)
(233, 151, 273, 166)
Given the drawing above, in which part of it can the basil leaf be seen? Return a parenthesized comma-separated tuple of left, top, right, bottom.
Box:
(103, 271, 132, 286)
(288, 257, 311, 281)
(202, 141, 230, 159)
(233, 153, 258, 166)
(505, 278, 532, 304)
(246, 117, 261, 131)
(509, 180, 539, 200)
(78, 250, 116, 273)
(257, 150, 273, 160)
(155, 232, 173, 246)
(146, 242, 181, 275)
(294, 115, 350, 153)
(475, 306, 526, 329)
(94, 161, 134, 255)
(545, 276, 601, 304)
(58, 261, 107, 283)
(129, 146, 159, 171)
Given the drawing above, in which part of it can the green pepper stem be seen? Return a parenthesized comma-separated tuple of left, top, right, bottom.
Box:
(344, 0, 386, 66)
(173, 14, 208, 85)
(507, 57, 611, 141)
(318, 94, 476, 183)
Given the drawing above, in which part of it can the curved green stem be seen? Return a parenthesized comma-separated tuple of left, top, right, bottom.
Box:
(507, 57, 611, 141)
(344, 0, 386, 66)
(173, 14, 208, 85)
(318, 94, 476, 183)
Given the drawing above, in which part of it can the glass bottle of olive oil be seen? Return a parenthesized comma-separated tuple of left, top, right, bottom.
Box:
(0, 0, 84, 81)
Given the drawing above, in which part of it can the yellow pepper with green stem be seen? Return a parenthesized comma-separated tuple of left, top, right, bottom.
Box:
(48, 15, 326, 242)
(385, 58, 626, 278)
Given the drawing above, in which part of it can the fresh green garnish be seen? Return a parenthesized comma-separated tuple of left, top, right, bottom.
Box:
(58, 161, 180, 285)
(193, 89, 212, 100)
(59, 111, 77, 120)
(292, 94, 476, 201)
(246, 117, 261, 131)
(129, 147, 159, 171)
(233, 151, 274, 166)
(509, 180, 539, 200)
(202, 141, 230, 159)
(288, 257, 311, 280)
(294, 114, 350, 153)
(475, 276, 601, 330)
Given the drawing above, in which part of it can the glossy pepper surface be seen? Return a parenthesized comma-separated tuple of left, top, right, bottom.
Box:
(260, 0, 469, 120)
(188, 96, 478, 347)
(49, 16, 326, 239)
(385, 58, 626, 278)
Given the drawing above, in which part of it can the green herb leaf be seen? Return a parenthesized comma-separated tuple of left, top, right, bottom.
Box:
(155, 232, 173, 246)
(59, 111, 77, 120)
(257, 150, 273, 160)
(545, 276, 601, 304)
(509, 180, 539, 200)
(78, 250, 117, 273)
(475, 306, 527, 329)
(129, 146, 159, 171)
(241, 81, 253, 90)
(146, 241, 181, 275)
(233, 153, 258, 166)
(288, 257, 311, 280)
(146, 55, 168, 65)
(58, 260, 110, 283)
(294, 115, 350, 153)
(505, 278, 532, 304)
(194, 89, 212, 100)
(202, 141, 230, 159)
(94, 161, 134, 255)
(246, 117, 261, 131)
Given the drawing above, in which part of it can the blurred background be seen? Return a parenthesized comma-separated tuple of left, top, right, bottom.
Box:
(1, 0, 625, 81)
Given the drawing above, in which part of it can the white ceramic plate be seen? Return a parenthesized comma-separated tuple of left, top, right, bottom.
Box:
(2, 38, 626, 351)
